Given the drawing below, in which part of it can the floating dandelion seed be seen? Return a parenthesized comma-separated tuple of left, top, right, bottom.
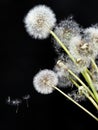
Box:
(33, 69, 58, 94)
(6, 96, 11, 104)
(23, 94, 31, 108)
(6, 97, 22, 113)
(11, 99, 22, 113)
(24, 5, 56, 39)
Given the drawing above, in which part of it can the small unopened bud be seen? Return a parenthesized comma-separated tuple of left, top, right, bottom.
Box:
(80, 43, 89, 49)
(78, 86, 88, 95)
(76, 58, 82, 64)
(57, 60, 68, 71)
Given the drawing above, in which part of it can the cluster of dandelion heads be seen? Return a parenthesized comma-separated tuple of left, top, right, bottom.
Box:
(33, 69, 58, 94)
(53, 17, 81, 52)
(24, 5, 56, 39)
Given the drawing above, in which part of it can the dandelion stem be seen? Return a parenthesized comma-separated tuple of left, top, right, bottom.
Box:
(68, 69, 95, 100)
(70, 78, 80, 89)
(91, 58, 98, 73)
(71, 79, 98, 110)
(82, 69, 98, 103)
(57, 60, 95, 100)
(50, 84, 98, 121)
(85, 94, 98, 110)
(49, 30, 76, 64)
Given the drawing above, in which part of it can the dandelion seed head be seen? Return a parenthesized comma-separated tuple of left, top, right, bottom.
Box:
(69, 36, 85, 61)
(54, 17, 81, 50)
(84, 26, 98, 56)
(54, 61, 72, 88)
(33, 69, 58, 94)
(69, 36, 91, 70)
(54, 59, 77, 88)
(84, 26, 98, 40)
(24, 5, 56, 39)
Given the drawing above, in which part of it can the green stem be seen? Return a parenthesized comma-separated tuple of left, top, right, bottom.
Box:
(91, 58, 98, 73)
(57, 60, 95, 100)
(71, 79, 98, 110)
(85, 94, 98, 110)
(49, 30, 76, 64)
(68, 69, 95, 100)
(82, 69, 98, 103)
(51, 84, 98, 122)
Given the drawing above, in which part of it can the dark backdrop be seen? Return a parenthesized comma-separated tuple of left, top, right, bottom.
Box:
(0, 0, 98, 130)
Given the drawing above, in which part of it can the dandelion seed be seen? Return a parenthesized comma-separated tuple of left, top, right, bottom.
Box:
(7, 98, 22, 113)
(23, 94, 30, 108)
(24, 5, 56, 39)
(6, 96, 11, 105)
(11, 99, 22, 113)
(33, 69, 58, 94)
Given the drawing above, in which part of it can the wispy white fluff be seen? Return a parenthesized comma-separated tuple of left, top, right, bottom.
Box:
(69, 36, 92, 71)
(54, 61, 72, 88)
(84, 26, 98, 57)
(33, 69, 58, 94)
(54, 17, 81, 50)
(69, 35, 83, 59)
(24, 5, 56, 39)
(68, 89, 86, 102)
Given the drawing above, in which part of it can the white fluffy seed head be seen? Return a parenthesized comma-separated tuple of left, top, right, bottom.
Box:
(53, 58, 74, 88)
(69, 36, 94, 58)
(84, 26, 98, 57)
(54, 17, 81, 50)
(69, 36, 91, 71)
(69, 35, 84, 59)
(24, 5, 56, 39)
(33, 69, 58, 94)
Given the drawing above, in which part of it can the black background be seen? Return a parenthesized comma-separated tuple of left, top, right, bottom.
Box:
(0, 0, 98, 130)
